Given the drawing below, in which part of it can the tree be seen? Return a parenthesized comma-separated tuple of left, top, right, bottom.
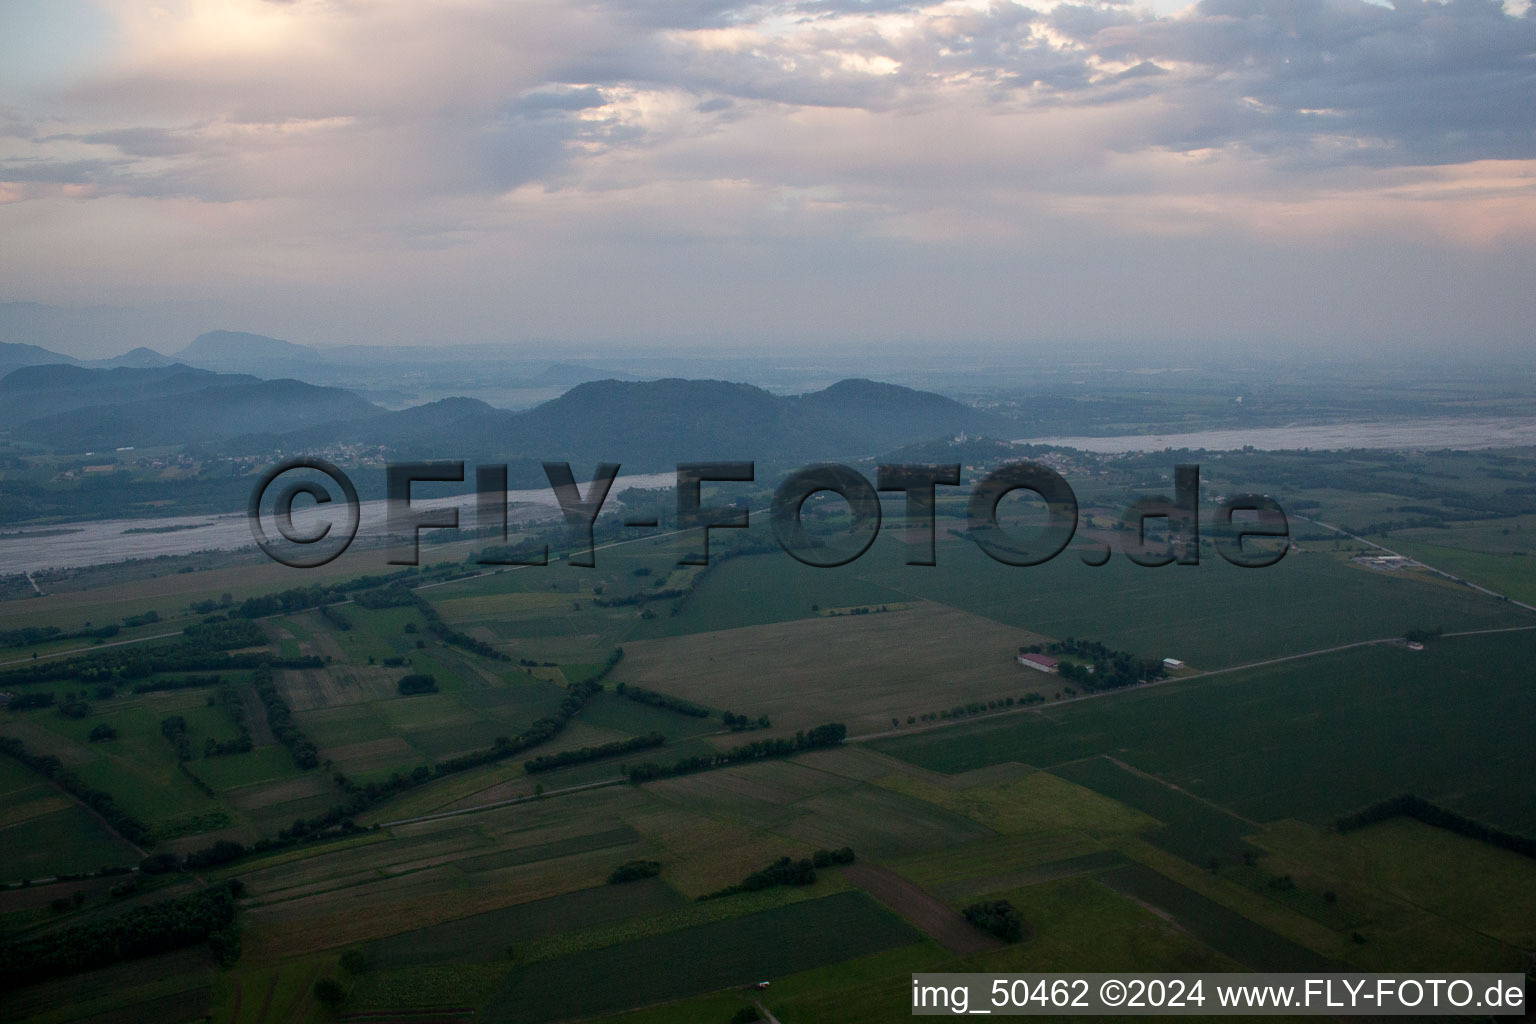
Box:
(963, 899, 1025, 942)
(314, 978, 345, 1012)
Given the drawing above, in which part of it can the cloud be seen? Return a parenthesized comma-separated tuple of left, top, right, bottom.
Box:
(0, 0, 1531, 349)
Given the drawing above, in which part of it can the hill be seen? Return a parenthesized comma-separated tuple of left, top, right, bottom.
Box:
(0, 365, 235, 429)
(0, 340, 77, 379)
(6, 369, 380, 449)
(93, 347, 176, 368)
(175, 330, 329, 375)
(278, 377, 1013, 469)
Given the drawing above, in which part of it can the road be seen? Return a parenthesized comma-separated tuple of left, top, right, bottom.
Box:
(848, 622, 1536, 745)
(0, 629, 187, 669)
(376, 777, 628, 828)
(1297, 514, 1536, 614)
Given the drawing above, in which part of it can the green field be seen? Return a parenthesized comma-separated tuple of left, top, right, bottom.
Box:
(875, 631, 1536, 835)
(365, 877, 685, 967)
(482, 891, 922, 1023)
(1050, 757, 1260, 864)
(0, 804, 141, 878)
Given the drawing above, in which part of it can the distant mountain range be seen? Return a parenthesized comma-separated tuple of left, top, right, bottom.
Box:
(0, 361, 1014, 463)
(271, 376, 1015, 467)
(1, 364, 379, 449)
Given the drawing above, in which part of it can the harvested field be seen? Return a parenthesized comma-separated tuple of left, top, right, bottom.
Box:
(278, 666, 403, 712)
(612, 602, 1054, 734)
(241, 856, 620, 960)
(841, 862, 1002, 955)
(325, 736, 419, 775)
(776, 783, 997, 859)
(928, 850, 1132, 902)
(225, 773, 335, 812)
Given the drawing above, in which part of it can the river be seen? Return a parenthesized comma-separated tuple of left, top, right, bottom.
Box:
(1, 471, 678, 576)
(1019, 416, 1536, 454)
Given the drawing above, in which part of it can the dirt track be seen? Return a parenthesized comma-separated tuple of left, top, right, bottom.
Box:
(841, 862, 1003, 956)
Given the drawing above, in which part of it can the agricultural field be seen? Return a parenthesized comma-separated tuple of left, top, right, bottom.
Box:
(0, 444, 1533, 1022)
(613, 602, 1053, 734)
(874, 630, 1536, 835)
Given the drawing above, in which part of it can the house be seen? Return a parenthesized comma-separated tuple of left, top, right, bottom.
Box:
(1162, 658, 1185, 670)
(1017, 653, 1059, 673)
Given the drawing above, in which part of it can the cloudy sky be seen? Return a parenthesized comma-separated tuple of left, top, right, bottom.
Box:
(1, 0, 1533, 356)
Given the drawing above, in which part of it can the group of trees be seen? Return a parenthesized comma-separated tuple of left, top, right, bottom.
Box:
(160, 715, 193, 762)
(0, 880, 244, 987)
(607, 859, 662, 884)
(180, 619, 266, 650)
(524, 731, 664, 773)
(721, 711, 771, 732)
(592, 586, 690, 608)
(318, 604, 352, 632)
(700, 849, 852, 901)
(205, 685, 254, 757)
(5, 691, 55, 711)
(1025, 638, 1167, 691)
(396, 673, 438, 695)
(351, 582, 419, 609)
(625, 723, 847, 783)
(963, 899, 1026, 942)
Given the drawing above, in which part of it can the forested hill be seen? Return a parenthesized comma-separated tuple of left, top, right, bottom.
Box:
(278, 377, 1016, 466)
(1, 364, 380, 449)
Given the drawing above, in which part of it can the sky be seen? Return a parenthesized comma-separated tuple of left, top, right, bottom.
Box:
(0, 0, 1534, 357)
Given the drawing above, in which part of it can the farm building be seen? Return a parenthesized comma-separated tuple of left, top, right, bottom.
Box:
(1162, 658, 1185, 670)
(1016, 653, 1059, 673)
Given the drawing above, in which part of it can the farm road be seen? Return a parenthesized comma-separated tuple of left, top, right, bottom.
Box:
(841, 862, 1002, 956)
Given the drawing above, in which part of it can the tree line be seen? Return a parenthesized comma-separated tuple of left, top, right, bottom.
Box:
(0, 735, 151, 848)
(1335, 794, 1536, 860)
(625, 723, 847, 783)
(699, 848, 854, 901)
(1, 623, 121, 649)
(253, 663, 319, 770)
(614, 681, 710, 717)
(524, 731, 664, 773)
(131, 672, 224, 694)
